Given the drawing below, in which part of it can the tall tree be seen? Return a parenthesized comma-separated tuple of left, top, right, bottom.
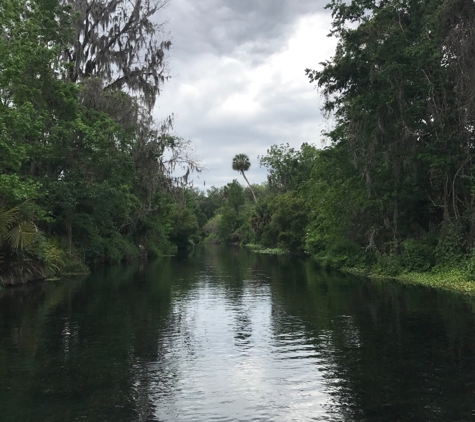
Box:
(60, 0, 199, 197)
(259, 143, 318, 193)
(61, 0, 171, 111)
(306, 0, 475, 252)
(232, 154, 257, 203)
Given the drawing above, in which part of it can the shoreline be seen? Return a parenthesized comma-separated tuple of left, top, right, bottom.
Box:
(341, 266, 475, 296)
(244, 243, 475, 296)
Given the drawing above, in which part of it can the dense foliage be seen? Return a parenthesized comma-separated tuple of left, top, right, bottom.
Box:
(196, 144, 317, 253)
(304, 0, 475, 274)
(0, 0, 199, 285)
(3, 0, 475, 286)
(198, 0, 475, 280)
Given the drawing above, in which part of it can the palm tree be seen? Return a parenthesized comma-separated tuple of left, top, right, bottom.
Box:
(0, 204, 37, 251)
(232, 154, 257, 203)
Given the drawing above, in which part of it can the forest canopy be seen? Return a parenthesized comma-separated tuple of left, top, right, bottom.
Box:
(0, 0, 199, 285)
(193, 0, 475, 280)
(2, 0, 475, 286)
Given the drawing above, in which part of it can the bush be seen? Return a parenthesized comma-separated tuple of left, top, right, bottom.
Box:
(435, 223, 466, 267)
(217, 208, 242, 243)
(203, 214, 222, 239)
(168, 205, 199, 247)
(62, 253, 90, 274)
(314, 238, 365, 269)
(236, 222, 252, 245)
(464, 250, 475, 281)
(374, 253, 403, 276)
(104, 234, 139, 263)
(400, 239, 435, 272)
(145, 237, 176, 257)
(32, 236, 65, 274)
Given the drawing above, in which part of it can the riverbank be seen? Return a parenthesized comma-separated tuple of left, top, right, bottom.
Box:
(243, 243, 475, 295)
(246, 244, 287, 255)
(341, 266, 475, 295)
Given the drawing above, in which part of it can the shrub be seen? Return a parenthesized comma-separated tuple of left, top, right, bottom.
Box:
(374, 253, 403, 276)
(314, 238, 365, 269)
(435, 223, 466, 267)
(400, 239, 435, 272)
(464, 250, 475, 281)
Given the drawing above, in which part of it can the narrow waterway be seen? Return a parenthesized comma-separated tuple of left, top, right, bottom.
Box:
(1, 245, 475, 421)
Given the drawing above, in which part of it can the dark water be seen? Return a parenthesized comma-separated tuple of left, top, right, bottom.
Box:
(1, 246, 475, 421)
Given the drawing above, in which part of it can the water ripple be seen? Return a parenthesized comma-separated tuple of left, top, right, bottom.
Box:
(136, 280, 339, 422)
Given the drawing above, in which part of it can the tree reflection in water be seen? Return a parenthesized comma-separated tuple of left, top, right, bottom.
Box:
(1, 245, 475, 421)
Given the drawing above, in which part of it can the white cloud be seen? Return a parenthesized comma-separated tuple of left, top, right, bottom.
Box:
(154, 2, 337, 188)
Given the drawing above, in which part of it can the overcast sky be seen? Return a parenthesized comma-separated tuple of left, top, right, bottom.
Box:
(153, 0, 337, 189)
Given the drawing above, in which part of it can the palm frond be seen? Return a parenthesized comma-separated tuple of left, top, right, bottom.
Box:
(0, 206, 20, 237)
(5, 222, 38, 250)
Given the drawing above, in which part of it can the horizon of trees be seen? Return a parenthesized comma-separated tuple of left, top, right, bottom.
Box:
(2, 0, 475, 285)
(194, 0, 475, 278)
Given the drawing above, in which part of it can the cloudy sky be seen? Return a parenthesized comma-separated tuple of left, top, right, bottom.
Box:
(153, 0, 337, 189)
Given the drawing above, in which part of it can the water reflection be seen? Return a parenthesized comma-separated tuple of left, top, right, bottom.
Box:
(1, 245, 475, 421)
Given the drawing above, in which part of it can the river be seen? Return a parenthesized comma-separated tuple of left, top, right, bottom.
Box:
(1, 245, 475, 421)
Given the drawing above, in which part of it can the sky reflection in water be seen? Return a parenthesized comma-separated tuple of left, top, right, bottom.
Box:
(1, 245, 475, 421)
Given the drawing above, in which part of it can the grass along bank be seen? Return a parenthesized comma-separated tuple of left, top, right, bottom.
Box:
(342, 266, 475, 296)
(246, 244, 287, 255)
(245, 242, 475, 295)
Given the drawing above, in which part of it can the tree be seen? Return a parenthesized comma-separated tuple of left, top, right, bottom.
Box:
(61, 0, 171, 111)
(232, 154, 257, 203)
(305, 0, 475, 254)
(61, 0, 199, 198)
(249, 192, 309, 252)
(259, 143, 318, 193)
(0, 0, 205, 280)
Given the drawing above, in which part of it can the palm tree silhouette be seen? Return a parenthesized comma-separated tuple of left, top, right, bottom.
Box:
(232, 154, 257, 203)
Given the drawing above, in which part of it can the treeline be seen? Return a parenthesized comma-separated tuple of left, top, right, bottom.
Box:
(192, 144, 318, 255)
(306, 0, 475, 275)
(3, 0, 475, 286)
(0, 0, 200, 285)
(197, 0, 475, 278)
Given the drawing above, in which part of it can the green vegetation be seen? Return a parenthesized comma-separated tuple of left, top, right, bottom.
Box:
(195, 144, 317, 252)
(3, 0, 475, 294)
(195, 0, 475, 292)
(0, 0, 200, 285)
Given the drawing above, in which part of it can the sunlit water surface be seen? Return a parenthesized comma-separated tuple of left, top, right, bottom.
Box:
(1, 246, 475, 421)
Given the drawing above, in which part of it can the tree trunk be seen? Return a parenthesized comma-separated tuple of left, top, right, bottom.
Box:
(66, 221, 72, 256)
(241, 171, 257, 203)
(443, 175, 451, 224)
